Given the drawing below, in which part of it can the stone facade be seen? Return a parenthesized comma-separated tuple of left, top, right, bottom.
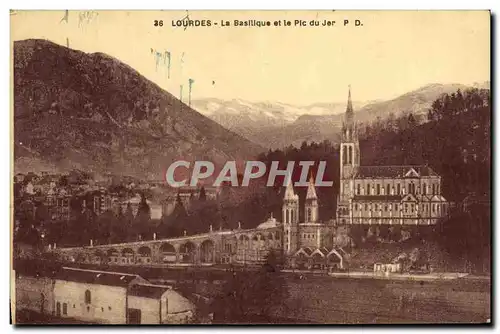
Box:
(337, 87, 450, 225)
(16, 266, 195, 324)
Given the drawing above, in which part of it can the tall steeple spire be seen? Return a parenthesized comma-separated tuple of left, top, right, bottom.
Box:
(345, 84, 353, 120)
(284, 179, 298, 201)
(306, 175, 317, 200)
(305, 175, 319, 223)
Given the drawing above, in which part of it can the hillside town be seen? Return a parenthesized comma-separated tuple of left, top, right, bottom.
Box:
(13, 86, 491, 324)
(11, 10, 491, 326)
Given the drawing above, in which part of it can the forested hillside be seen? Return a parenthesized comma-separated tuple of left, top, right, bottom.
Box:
(360, 88, 490, 202)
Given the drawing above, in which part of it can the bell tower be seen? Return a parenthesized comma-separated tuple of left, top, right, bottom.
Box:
(338, 86, 360, 224)
(305, 176, 318, 223)
(283, 181, 299, 254)
(340, 85, 360, 179)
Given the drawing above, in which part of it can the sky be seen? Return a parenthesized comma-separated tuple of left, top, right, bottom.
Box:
(10, 10, 490, 105)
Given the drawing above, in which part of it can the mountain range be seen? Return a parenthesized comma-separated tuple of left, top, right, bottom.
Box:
(192, 81, 490, 149)
(13, 39, 263, 180)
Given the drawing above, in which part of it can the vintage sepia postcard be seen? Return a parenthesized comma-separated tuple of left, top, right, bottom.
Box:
(10, 10, 491, 325)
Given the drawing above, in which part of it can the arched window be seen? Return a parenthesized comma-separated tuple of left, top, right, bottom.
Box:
(291, 210, 294, 224)
(386, 184, 391, 195)
(376, 184, 381, 195)
(307, 208, 312, 222)
(357, 184, 361, 195)
(285, 209, 289, 224)
(85, 290, 91, 304)
(397, 184, 401, 195)
(423, 183, 427, 195)
(348, 146, 353, 164)
(342, 147, 347, 165)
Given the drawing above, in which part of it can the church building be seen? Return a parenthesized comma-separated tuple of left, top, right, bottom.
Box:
(336, 87, 450, 225)
(282, 178, 343, 270)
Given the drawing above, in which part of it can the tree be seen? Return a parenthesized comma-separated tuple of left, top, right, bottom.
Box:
(134, 193, 151, 240)
(136, 194, 151, 223)
(111, 205, 127, 243)
(158, 194, 188, 238)
(407, 113, 417, 128)
(199, 186, 207, 201)
(124, 202, 134, 224)
(96, 209, 116, 244)
(389, 225, 402, 242)
(58, 175, 69, 187)
(378, 225, 390, 241)
(349, 225, 365, 247)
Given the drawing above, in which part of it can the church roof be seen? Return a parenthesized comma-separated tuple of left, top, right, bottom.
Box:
(354, 195, 402, 201)
(354, 194, 447, 202)
(306, 176, 317, 200)
(345, 85, 354, 120)
(295, 247, 314, 256)
(284, 180, 299, 201)
(55, 267, 142, 287)
(128, 284, 169, 299)
(256, 215, 280, 229)
(354, 165, 439, 179)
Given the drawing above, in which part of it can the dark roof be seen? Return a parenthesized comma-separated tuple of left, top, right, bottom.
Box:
(296, 247, 314, 256)
(13, 259, 62, 278)
(54, 267, 140, 287)
(354, 195, 402, 201)
(355, 165, 438, 178)
(37, 175, 59, 184)
(319, 247, 330, 255)
(128, 284, 169, 299)
(294, 247, 343, 258)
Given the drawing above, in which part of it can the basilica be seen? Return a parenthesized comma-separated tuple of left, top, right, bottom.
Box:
(336, 87, 450, 226)
(279, 87, 451, 268)
(48, 87, 452, 271)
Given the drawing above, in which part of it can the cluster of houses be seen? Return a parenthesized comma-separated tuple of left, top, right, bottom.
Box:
(14, 171, 220, 224)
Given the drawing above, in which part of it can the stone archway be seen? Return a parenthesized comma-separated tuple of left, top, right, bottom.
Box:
(254, 233, 266, 248)
(311, 253, 325, 269)
(179, 241, 196, 264)
(94, 250, 105, 264)
(107, 248, 119, 264)
(295, 253, 308, 269)
(137, 246, 152, 264)
(238, 235, 250, 250)
(75, 253, 86, 264)
(327, 250, 342, 270)
(266, 232, 275, 248)
(122, 248, 135, 264)
(160, 242, 177, 263)
(200, 239, 215, 264)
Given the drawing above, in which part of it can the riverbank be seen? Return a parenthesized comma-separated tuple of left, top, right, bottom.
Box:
(282, 269, 489, 282)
